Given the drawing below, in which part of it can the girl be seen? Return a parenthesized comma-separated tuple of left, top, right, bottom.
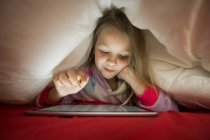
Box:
(35, 7, 178, 112)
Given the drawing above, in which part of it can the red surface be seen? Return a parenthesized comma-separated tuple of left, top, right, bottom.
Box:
(1, 103, 210, 140)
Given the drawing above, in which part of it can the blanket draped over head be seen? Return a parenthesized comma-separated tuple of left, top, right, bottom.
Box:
(0, 0, 209, 108)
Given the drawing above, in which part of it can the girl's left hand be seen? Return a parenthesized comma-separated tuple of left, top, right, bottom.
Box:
(117, 66, 136, 84)
(118, 66, 145, 95)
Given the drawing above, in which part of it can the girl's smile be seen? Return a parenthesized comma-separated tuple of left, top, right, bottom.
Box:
(104, 67, 115, 73)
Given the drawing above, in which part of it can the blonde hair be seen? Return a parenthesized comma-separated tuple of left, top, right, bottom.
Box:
(88, 6, 154, 105)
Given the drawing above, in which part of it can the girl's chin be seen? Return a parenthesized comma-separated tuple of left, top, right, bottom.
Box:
(104, 76, 114, 80)
(102, 74, 113, 79)
(102, 72, 116, 79)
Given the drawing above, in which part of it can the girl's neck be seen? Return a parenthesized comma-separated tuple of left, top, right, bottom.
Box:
(106, 77, 118, 91)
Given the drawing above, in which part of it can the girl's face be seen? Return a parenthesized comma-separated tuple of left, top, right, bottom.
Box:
(94, 26, 131, 80)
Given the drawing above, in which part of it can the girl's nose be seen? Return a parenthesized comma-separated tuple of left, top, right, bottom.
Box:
(107, 55, 117, 66)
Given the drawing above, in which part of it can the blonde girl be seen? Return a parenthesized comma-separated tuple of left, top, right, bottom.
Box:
(35, 7, 178, 112)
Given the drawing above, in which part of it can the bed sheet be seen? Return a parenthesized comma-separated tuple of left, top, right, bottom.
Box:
(1, 103, 210, 140)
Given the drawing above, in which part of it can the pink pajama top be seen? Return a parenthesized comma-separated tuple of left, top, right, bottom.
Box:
(36, 66, 178, 112)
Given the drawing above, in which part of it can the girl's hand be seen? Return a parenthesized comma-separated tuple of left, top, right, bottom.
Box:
(53, 69, 89, 97)
(117, 66, 135, 83)
(118, 66, 145, 95)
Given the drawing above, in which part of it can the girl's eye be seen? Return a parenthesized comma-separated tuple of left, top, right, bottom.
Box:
(99, 50, 109, 54)
(118, 55, 129, 60)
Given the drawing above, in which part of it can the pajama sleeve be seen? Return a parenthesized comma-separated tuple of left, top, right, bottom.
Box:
(136, 85, 179, 112)
(35, 84, 76, 107)
(35, 85, 59, 107)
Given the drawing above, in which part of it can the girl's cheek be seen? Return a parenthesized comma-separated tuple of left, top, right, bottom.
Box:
(118, 59, 129, 66)
(95, 53, 107, 63)
(96, 53, 105, 59)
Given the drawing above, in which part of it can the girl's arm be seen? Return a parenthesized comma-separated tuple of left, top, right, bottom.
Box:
(35, 69, 89, 107)
(134, 85, 179, 112)
(129, 78, 179, 112)
(118, 67, 178, 112)
(35, 84, 62, 107)
(48, 87, 64, 104)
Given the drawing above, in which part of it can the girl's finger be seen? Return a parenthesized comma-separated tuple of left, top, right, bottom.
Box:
(78, 70, 89, 83)
(67, 70, 79, 86)
(80, 78, 89, 88)
(58, 72, 72, 86)
(53, 74, 63, 87)
(77, 71, 89, 87)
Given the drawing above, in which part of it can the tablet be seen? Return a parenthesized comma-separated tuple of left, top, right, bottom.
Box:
(26, 104, 158, 117)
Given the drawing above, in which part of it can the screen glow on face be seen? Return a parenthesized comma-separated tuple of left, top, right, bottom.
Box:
(94, 27, 131, 79)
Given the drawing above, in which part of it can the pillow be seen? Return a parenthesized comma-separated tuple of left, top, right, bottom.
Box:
(150, 60, 210, 109)
(145, 30, 210, 109)
(134, 0, 210, 72)
(0, 0, 101, 104)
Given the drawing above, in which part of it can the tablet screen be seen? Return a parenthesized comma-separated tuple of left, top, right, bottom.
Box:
(40, 104, 145, 112)
(26, 104, 158, 117)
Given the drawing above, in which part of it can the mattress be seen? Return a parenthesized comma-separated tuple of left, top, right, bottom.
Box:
(1, 103, 210, 140)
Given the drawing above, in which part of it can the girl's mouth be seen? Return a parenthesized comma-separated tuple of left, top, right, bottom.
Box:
(104, 67, 115, 73)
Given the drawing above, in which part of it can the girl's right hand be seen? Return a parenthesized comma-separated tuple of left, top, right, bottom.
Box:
(53, 69, 89, 97)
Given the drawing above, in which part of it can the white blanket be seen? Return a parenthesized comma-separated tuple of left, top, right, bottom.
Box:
(0, 0, 209, 108)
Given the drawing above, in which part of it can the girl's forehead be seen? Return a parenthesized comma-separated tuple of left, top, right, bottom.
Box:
(97, 26, 130, 45)
(95, 27, 131, 52)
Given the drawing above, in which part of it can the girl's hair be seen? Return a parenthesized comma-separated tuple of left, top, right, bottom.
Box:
(88, 6, 154, 104)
